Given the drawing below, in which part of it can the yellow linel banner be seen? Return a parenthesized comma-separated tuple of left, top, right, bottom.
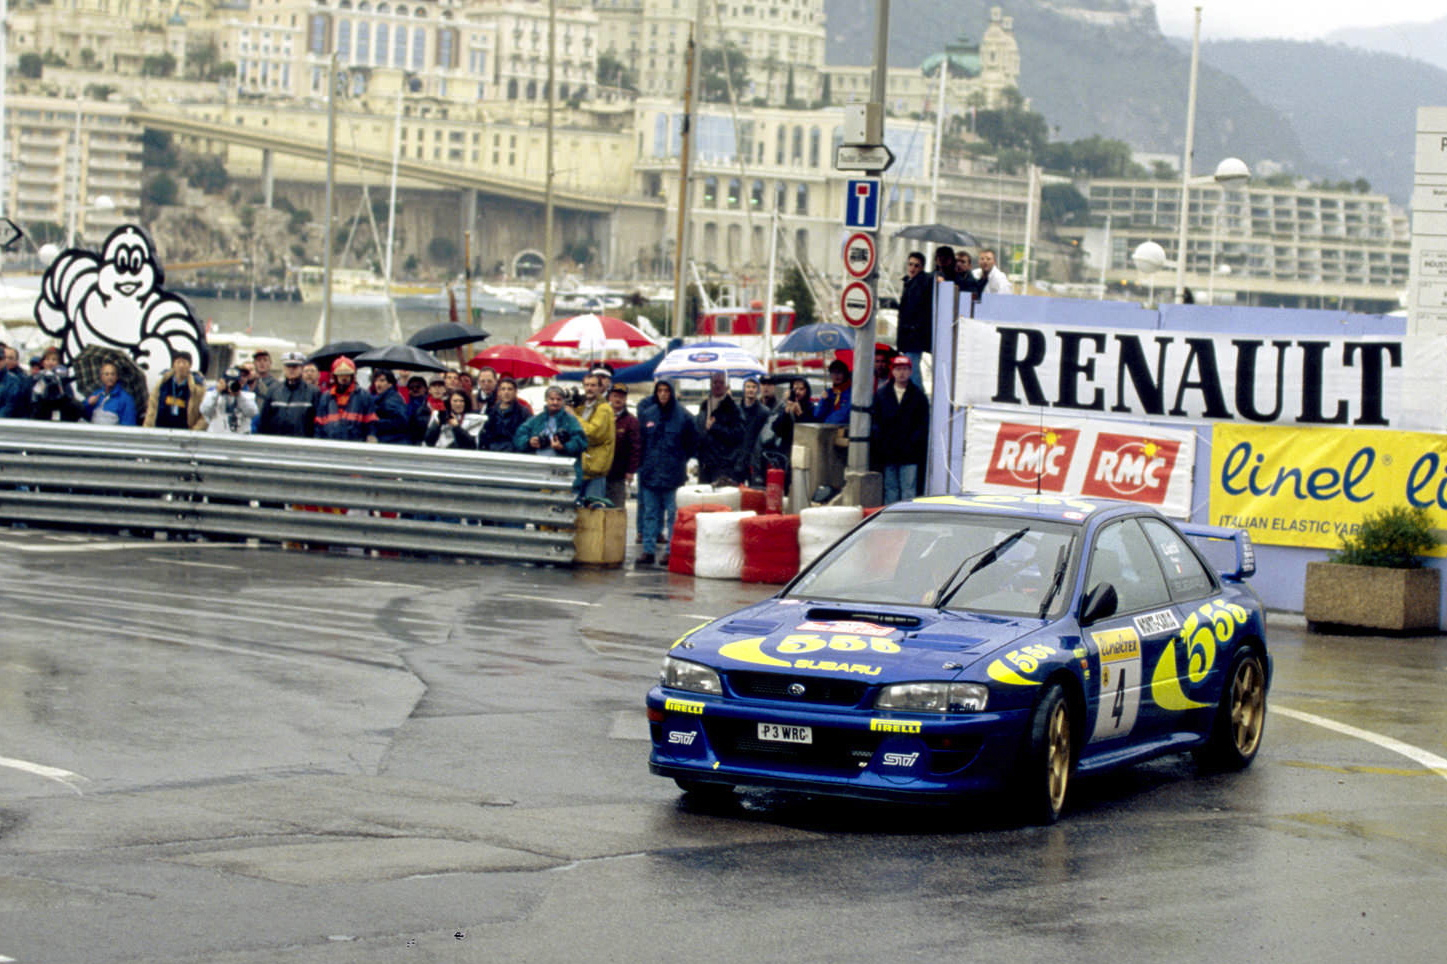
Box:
(1209, 424, 1447, 553)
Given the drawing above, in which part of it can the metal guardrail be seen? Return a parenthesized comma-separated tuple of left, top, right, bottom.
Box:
(0, 422, 579, 564)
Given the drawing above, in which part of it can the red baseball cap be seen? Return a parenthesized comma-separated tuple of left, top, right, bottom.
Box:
(891, 355, 912, 368)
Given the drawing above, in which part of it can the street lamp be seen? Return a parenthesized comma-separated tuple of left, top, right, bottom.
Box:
(1133, 240, 1167, 305)
(1173, 5, 1250, 302)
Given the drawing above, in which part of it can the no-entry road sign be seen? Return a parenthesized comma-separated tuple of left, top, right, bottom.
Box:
(840, 281, 874, 327)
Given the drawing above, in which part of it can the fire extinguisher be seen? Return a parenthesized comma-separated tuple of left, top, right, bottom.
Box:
(765, 467, 785, 515)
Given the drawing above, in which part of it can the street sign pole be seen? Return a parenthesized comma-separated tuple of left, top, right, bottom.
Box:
(843, 0, 891, 487)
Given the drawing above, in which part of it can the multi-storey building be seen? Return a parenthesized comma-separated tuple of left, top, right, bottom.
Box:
(219, 0, 597, 105)
(1078, 178, 1411, 310)
(1, 95, 142, 245)
(5, 0, 187, 75)
(824, 7, 1021, 115)
(594, 0, 827, 106)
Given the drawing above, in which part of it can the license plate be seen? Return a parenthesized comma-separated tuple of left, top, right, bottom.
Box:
(758, 723, 812, 744)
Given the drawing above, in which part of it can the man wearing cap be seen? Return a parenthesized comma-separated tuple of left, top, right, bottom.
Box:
(257, 351, 320, 437)
(871, 355, 930, 504)
(315, 356, 378, 442)
(200, 366, 260, 434)
(250, 349, 279, 398)
(145, 351, 207, 430)
(605, 384, 641, 510)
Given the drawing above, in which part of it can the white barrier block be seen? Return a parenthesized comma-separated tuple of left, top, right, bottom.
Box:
(676, 484, 742, 510)
(798, 505, 863, 567)
(695, 510, 756, 580)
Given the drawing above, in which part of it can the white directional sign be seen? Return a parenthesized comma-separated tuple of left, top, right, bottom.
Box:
(843, 179, 881, 231)
(835, 144, 896, 172)
(843, 232, 877, 280)
(840, 281, 874, 327)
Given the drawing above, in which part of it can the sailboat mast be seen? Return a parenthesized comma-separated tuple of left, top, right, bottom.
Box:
(670, 2, 704, 340)
(542, 0, 557, 326)
(321, 53, 338, 346)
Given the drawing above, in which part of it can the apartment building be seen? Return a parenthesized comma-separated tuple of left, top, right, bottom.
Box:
(594, 0, 827, 106)
(219, 0, 598, 105)
(1, 95, 141, 245)
(1080, 178, 1410, 309)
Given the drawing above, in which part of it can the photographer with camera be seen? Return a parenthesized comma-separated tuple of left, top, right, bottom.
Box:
(144, 351, 206, 431)
(513, 385, 587, 462)
(27, 348, 83, 423)
(200, 366, 259, 434)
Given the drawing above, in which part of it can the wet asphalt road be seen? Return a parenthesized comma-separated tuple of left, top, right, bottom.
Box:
(1, 529, 1444, 963)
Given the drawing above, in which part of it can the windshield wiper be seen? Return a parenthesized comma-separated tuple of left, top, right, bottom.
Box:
(933, 527, 1029, 611)
(1036, 539, 1075, 619)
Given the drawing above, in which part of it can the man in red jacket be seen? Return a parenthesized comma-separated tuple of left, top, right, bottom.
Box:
(606, 384, 642, 510)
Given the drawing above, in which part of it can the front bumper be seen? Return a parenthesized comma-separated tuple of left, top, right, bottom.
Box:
(646, 686, 1029, 803)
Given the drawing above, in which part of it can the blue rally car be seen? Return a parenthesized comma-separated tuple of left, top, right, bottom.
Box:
(647, 493, 1270, 823)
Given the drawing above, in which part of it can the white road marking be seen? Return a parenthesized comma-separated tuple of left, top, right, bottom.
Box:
(0, 952, 16, 961)
(337, 577, 431, 591)
(0, 754, 88, 795)
(0, 538, 251, 554)
(145, 558, 246, 570)
(1274, 705, 1447, 783)
(499, 593, 596, 607)
(3, 611, 318, 667)
(681, 613, 716, 621)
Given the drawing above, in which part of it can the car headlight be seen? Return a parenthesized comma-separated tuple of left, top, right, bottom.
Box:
(874, 681, 988, 713)
(659, 655, 722, 695)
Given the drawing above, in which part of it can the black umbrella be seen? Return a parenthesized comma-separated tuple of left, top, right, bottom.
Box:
(71, 345, 148, 414)
(406, 320, 491, 351)
(308, 340, 373, 369)
(354, 344, 449, 372)
(893, 223, 981, 247)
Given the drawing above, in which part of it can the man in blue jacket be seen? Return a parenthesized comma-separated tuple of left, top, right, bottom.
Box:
(514, 386, 588, 461)
(636, 378, 698, 566)
(82, 362, 138, 426)
(370, 369, 412, 444)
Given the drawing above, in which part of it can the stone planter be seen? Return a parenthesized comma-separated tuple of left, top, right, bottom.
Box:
(1303, 561, 1441, 634)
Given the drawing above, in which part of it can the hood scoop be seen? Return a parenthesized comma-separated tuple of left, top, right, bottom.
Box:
(804, 607, 924, 629)
(720, 618, 782, 634)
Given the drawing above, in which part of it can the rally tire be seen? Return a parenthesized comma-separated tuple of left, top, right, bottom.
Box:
(1195, 646, 1267, 771)
(1014, 682, 1075, 825)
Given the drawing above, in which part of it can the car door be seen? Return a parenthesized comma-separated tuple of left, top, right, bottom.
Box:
(1137, 516, 1231, 731)
(1081, 518, 1180, 746)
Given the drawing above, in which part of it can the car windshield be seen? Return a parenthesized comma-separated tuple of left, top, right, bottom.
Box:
(787, 511, 1080, 618)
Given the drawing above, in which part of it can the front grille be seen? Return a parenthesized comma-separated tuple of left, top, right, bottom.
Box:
(725, 670, 869, 707)
(705, 718, 879, 773)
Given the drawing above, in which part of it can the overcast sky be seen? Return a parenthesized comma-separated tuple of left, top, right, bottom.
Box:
(1153, 1, 1443, 41)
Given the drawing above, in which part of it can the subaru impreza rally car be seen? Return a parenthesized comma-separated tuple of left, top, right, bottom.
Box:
(647, 493, 1269, 823)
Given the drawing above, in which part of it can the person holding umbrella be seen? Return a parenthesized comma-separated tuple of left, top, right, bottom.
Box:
(695, 371, 744, 485)
(315, 357, 377, 442)
(370, 369, 412, 445)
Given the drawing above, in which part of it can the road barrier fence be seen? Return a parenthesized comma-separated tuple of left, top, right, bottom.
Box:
(0, 422, 578, 564)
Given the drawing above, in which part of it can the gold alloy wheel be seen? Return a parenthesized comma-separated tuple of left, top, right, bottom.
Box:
(1046, 700, 1071, 814)
(1230, 657, 1266, 757)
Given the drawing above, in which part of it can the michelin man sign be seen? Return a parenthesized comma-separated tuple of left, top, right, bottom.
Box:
(33, 224, 208, 380)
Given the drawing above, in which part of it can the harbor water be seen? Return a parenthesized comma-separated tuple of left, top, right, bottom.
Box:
(193, 296, 535, 351)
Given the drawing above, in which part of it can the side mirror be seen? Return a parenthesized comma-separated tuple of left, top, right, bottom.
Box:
(1079, 583, 1118, 626)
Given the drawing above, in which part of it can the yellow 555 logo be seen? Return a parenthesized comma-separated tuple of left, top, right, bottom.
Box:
(719, 633, 900, 677)
(986, 643, 1057, 686)
(1150, 598, 1249, 710)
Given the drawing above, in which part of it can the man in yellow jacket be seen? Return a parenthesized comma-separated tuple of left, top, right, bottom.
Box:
(143, 351, 207, 430)
(572, 370, 616, 505)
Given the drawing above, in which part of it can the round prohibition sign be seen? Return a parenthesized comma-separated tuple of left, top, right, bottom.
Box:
(840, 281, 874, 327)
(843, 232, 877, 279)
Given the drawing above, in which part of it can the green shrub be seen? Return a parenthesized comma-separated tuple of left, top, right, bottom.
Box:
(1330, 505, 1437, 569)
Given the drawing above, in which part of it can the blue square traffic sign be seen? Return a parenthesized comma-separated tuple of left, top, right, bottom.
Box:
(844, 178, 880, 230)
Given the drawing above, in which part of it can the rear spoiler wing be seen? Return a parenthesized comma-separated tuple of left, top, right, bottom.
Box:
(1178, 522, 1256, 582)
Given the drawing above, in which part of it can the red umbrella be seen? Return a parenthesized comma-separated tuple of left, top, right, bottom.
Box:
(468, 344, 560, 379)
(527, 313, 655, 349)
(834, 342, 895, 370)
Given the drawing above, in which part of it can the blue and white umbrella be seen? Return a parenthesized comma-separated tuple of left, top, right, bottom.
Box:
(652, 342, 766, 381)
(773, 322, 857, 354)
